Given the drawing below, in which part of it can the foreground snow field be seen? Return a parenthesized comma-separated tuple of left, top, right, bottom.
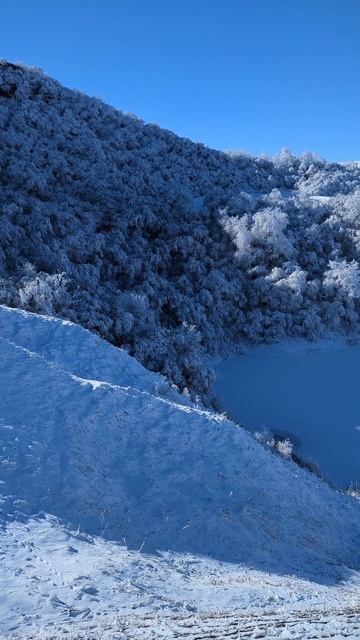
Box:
(1, 305, 360, 638)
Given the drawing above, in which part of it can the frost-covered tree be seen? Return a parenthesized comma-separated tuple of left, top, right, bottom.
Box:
(251, 208, 294, 257)
(324, 260, 360, 299)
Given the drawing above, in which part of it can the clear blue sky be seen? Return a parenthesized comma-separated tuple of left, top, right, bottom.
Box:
(2, 0, 360, 161)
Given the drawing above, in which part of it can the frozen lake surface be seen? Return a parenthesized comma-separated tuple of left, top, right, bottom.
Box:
(214, 342, 360, 488)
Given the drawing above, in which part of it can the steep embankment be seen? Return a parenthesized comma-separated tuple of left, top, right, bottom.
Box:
(1, 305, 360, 571)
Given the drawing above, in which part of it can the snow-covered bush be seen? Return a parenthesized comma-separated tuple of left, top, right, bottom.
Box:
(251, 208, 293, 257)
(18, 272, 69, 315)
(275, 438, 293, 459)
(323, 259, 360, 299)
(254, 431, 293, 459)
(346, 482, 360, 499)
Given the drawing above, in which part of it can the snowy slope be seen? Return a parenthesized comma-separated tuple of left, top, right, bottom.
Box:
(1, 306, 360, 638)
(0, 305, 172, 396)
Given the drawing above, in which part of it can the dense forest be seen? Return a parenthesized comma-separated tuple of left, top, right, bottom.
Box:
(1, 61, 360, 401)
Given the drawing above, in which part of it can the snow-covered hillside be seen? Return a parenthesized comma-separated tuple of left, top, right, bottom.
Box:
(2, 60, 360, 637)
(2, 61, 360, 401)
(1, 306, 360, 638)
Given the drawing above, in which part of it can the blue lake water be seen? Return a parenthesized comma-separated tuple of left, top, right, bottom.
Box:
(214, 343, 360, 488)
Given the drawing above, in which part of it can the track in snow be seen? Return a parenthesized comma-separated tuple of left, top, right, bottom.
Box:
(9, 607, 360, 639)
